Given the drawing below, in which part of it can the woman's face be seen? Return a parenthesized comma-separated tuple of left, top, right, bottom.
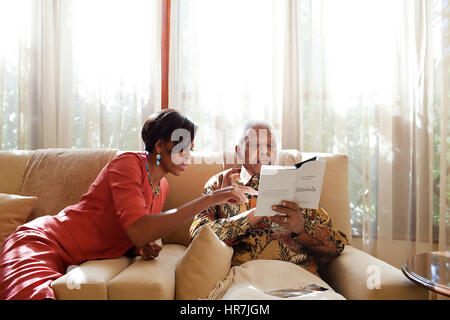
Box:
(158, 139, 194, 176)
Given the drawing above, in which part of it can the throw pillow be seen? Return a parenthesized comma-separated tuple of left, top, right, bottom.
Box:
(175, 225, 233, 300)
(0, 193, 38, 247)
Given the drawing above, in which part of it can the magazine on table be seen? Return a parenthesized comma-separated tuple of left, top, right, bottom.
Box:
(265, 284, 329, 298)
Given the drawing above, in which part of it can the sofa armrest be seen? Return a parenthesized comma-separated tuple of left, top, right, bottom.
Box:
(51, 256, 132, 300)
(319, 245, 428, 300)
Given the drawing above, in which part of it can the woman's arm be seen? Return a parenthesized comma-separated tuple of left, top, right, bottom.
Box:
(107, 154, 256, 249)
(124, 246, 140, 258)
(190, 207, 256, 246)
(189, 171, 262, 246)
(126, 185, 256, 248)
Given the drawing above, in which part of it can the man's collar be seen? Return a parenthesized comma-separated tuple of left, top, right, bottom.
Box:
(239, 166, 255, 185)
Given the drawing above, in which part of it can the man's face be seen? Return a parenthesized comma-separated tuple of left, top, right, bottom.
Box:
(236, 125, 277, 175)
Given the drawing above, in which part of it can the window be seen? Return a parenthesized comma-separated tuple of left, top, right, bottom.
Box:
(0, 0, 161, 150)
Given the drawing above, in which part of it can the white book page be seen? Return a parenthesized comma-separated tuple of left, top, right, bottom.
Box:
(293, 159, 326, 209)
(254, 165, 296, 216)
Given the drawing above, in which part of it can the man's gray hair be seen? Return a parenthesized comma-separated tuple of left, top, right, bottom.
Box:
(236, 120, 276, 147)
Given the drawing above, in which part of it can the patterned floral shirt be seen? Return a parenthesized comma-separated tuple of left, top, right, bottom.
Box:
(189, 167, 350, 277)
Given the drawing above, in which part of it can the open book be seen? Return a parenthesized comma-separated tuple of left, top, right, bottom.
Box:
(254, 157, 326, 216)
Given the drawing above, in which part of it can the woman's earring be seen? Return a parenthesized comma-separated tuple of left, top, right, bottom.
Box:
(156, 153, 161, 166)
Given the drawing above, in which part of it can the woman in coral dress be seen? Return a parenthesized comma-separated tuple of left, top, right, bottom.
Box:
(0, 109, 256, 300)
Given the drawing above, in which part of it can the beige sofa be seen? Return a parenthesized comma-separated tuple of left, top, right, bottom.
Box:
(0, 149, 428, 300)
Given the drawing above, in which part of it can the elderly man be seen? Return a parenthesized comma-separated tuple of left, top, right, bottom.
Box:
(189, 121, 349, 276)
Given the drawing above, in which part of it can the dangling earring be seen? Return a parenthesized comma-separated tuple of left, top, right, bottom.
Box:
(156, 153, 161, 166)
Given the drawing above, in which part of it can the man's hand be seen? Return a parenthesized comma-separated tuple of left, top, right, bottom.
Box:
(210, 184, 257, 205)
(139, 241, 162, 260)
(246, 208, 263, 226)
(221, 168, 241, 188)
(228, 208, 263, 226)
(269, 200, 305, 234)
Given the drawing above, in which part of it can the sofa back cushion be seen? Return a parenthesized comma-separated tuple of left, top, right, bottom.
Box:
(300, 152, 351, 242)
(20, 149, 118, 221)
(0, 149, 351, 244)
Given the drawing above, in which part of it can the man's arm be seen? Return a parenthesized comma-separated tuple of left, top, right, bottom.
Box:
(189, 207, 252, 246)
(291, 207, 349, 263)
(189, 172, 254, 246)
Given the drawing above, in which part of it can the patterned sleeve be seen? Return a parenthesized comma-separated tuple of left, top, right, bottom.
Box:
(291, 207, 350, 263)
(189, 173, 252, 246)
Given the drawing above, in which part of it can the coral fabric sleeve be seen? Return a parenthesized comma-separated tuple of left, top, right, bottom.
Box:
(0, 152, 171, 300)
(107, 154, 153, 231)
(39, 152, 168, 261)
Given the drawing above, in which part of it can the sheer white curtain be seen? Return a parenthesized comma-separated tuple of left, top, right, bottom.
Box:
(0, 0, 161, 150)
(290, 0, 449, 267)
(170, 0, 449, 267)
(169, 0, 286, 152)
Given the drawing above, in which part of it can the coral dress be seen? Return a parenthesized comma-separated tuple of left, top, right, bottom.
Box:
(0, 152, 168, 300)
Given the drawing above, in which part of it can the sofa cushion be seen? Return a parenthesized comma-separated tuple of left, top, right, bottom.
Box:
(175, 225, 233, 300)
(19, 148, 118, 221)
(208, 259, 345, 300)
(107, 244, 186, 300)
(0, 193, 38, 247)
(51, 256, 132, 300)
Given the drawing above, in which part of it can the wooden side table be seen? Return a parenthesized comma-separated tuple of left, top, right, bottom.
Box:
(402, 251, 449, 297)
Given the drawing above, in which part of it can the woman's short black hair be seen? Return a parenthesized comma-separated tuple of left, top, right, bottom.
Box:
(141, 108, 197, 154)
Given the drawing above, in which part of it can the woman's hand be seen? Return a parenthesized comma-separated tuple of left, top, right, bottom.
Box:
(139, 241, 162, 260)
(210, 184, 258, 206)
(269, 200, 305, 234)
